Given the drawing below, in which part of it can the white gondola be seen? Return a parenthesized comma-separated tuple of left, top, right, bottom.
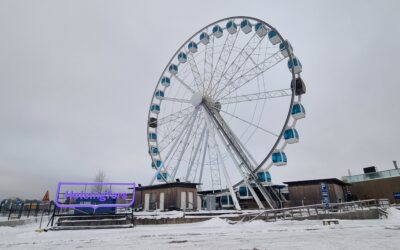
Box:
(160, 77, 170, 87)
(291, 102, 306, 119)
(255, 22, 268, 37)
(279, 40, 293, 58)
(157, 171, 168, 181)
(154, 90, 164, 100)
(272, 150, 287, 166)
(288, 56, 302, 74)
(284, 127, 299, 144)
(240, 19, 252, 34)
(148, 132, 157, 142)
(226, 20, 237, 34)
(238, 186, 253, 199)
(188, 41, 198, 53)
(219, 193, 234, 208)
(257, 171, 272, 185)
(199, 32, 209, 45)
(150, 104, 160, 114)
(168, 64, 178, 75)
(150, 146, 159, 156)
(212, 25, 223, 38)
(151, 160, 162, 169)
(177, 52, 187, 63)
(268, 30, 281, 45)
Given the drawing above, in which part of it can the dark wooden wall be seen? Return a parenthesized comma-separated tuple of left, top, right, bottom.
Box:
(348, 176, 400, 203)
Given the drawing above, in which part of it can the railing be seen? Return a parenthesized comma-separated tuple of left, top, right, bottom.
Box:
(0, 201, 56, 221)
(343, 169, 400, 183)
(243, 199, 389, 222)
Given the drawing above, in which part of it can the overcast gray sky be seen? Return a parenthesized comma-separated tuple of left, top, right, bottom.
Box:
(1, 0, 399, 199)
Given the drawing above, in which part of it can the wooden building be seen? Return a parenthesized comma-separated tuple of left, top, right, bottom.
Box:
(284, 178, 348, 207)
(343, 169, 400, 203)
(133, 182, 199, 211)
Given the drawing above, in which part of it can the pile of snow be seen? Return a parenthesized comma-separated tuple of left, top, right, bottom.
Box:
(387, 207, 400, 221)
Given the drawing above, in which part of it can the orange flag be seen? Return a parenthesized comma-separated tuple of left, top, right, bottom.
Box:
(42, 190, 50, 202)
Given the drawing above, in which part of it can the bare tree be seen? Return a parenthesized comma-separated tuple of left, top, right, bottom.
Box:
(92, 169, 106, 192)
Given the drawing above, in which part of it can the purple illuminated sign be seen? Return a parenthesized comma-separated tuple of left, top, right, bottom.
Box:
(55, 182, 135, 209)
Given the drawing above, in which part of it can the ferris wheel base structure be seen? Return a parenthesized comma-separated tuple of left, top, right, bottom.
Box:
(146, 16, 307, 210)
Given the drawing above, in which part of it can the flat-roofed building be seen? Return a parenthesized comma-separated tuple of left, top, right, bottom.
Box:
(342, 168, 400, 204)
(284, 178, 349, 207)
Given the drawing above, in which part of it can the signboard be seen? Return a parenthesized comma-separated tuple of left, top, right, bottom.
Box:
(55, 182, 135, 210)
(394, 192, 400, 200)
(320, 182, 330, 209)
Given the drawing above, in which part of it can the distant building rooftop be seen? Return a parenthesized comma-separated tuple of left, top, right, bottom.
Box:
(342, 169, 400, 183)
(284, 178, 348, 186)
(135, 182, 199, 191)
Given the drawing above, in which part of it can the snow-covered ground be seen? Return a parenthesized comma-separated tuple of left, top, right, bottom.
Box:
(0, 208, 399, 250)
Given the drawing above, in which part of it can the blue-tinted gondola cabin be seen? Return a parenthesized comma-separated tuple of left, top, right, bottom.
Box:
(291, 102, 306, 119)
(150, 104, 160, 114)
(212, 25, 223, 38)
(226, 20, 237, 34)
(199, 32, 209, 45)
(257, 171, 272, 185)
(188, 41, 198, 53)
(272, 150, 287, 166)
(157, 172, 168, 181)
(219, 194, 234, 208)
(154, 90, 164, 100)
(288, 57, 302, 74)
(284, 127, 299, 144)
(238, 186, 253, 199)
(150, 146, 159, 156)
(279, 40, 293, 58)
(148, 132, 157, 142)
(178, 52, 187, 63)
(169, 64, 178, 75)
(160, 77, 170, 87)
(151, 160, 162, 169)
(268, 30, 281, 45)
(255, 22, 268, 37)
(240, 19, 252, 34)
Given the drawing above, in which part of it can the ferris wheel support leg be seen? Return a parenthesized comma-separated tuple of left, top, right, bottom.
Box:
(210, 129, 241, 211)
(203, 102, 278, 209)
(216, 129, 265, 209)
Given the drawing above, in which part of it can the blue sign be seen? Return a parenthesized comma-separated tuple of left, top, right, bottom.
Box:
(394, 192, 400, 200)
(320, 182, 330, 209)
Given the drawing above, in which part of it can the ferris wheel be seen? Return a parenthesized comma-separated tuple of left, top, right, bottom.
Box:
(147, 16, 306, 210)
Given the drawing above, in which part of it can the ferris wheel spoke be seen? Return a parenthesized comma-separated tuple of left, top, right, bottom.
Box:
(203, 36, 214, 94)
(171, 74, 196, 94)
(159, 96, 192, 104)
(217, 49, 286, 100)
(157, 106, 194, 127)
(207, 30, 240, 96)
(197, 130, 209, 186)
(158, 113, 192, 151)
(186, 49, 203, 93)
(218, 88, 291, 105)
(212, 33, 266, 99)
(218, 109, 279, 137)
(185, 125, 207, 181)
(170, 107, 200, 180)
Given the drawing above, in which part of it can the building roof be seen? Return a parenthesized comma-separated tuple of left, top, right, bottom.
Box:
(284, 178, 349, 186)
(135, 182, 199, 191)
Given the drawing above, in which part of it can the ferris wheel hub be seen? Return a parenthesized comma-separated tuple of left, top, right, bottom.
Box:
(190, 92, 203, 106)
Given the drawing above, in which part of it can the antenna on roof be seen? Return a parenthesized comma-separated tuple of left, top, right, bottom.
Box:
(393, 160, 398, 170)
